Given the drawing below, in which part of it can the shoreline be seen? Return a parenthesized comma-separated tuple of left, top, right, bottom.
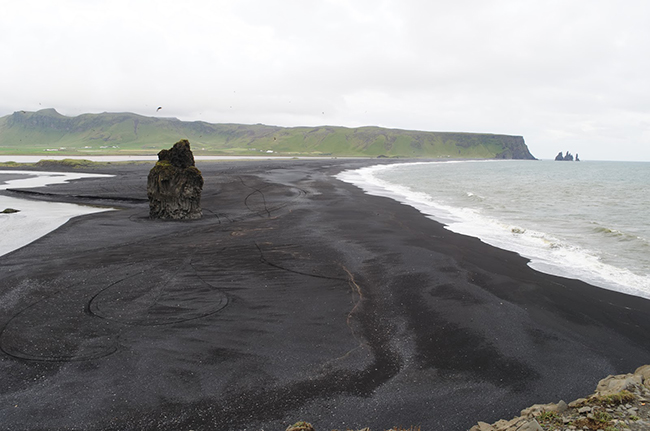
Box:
(0, 155, 368, 164)
(1, 159, 650, 430)
(0, 170, 114, 257)
(336, 160, 650, 301)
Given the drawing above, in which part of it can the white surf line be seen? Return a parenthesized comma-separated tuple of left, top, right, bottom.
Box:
(0, 171, 114, 257)
(336, 163, 650, 300)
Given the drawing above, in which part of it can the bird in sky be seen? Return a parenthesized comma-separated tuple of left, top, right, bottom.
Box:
(156, 107, 162, 112)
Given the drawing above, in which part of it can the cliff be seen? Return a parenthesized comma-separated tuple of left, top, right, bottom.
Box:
(0, 109, 536, 159)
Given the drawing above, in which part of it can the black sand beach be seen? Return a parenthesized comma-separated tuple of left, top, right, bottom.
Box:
(1, 159, 650, 431)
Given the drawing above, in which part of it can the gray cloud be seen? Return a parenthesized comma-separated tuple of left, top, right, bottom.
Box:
(1, 0, 649, 160)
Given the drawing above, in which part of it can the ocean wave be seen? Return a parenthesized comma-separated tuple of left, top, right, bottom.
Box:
(591, 225, 645, 243)
(337, 162, 650, 300)
(465, 191, 485, 201)
(444, 209, 650, 299)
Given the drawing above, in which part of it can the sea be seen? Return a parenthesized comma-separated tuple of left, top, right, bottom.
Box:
(337, 160, 650, 300)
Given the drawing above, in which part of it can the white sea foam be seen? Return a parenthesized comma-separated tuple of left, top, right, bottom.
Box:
(337, 161, 650, 300)
(0, 171, 114, 257)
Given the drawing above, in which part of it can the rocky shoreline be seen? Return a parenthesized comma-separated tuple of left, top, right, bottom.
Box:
(289, 365, 650, 431)
(469, 365, 650, 431)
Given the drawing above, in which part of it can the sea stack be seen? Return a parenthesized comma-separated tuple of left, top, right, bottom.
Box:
(147, 139, 203, 220)
(555, 151, 575, 161)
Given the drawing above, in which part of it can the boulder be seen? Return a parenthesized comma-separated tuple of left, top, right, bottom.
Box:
(469, 418, 543, 431)
(635, 364, 650, 389)
(286, 422, 315, 431)
(521, 400, 567, 418)
(147, 139, 203, 220)
(595, 373, 643, 396)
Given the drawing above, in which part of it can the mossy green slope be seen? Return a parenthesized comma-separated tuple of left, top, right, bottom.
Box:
(0, 109, 535, 159)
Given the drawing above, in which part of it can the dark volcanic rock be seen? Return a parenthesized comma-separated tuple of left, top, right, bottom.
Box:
(147, 140, 203, 220)
(157, 148, 171, 162)
(555, 151, 575, 161)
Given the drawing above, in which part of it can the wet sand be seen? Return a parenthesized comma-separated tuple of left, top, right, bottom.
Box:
(1, 159, 650, 430)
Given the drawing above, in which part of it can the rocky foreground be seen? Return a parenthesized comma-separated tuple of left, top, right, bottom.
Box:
(469, 365, 650, 431)
(289, 365, 650, 431)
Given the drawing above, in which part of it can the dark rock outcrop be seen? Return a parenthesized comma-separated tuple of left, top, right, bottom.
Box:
(147, 139, 203, 220)
(555, 151, 575, 161)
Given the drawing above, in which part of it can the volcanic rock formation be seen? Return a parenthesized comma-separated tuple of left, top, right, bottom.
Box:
(555, 151, 575, 161)
(147, 139, 203, 219)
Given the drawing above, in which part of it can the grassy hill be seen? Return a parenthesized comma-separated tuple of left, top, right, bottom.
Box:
(0, 109, 535, 159)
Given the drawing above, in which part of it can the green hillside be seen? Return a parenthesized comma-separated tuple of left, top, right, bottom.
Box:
(0, 109, 535, 159)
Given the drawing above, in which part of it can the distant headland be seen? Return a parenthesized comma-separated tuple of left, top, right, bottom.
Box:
(0, 108, 536, 159)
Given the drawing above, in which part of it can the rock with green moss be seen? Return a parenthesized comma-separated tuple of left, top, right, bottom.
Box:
(147, 139, 203, 220)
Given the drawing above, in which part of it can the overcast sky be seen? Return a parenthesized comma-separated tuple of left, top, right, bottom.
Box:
(1, 0, 649, 161)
